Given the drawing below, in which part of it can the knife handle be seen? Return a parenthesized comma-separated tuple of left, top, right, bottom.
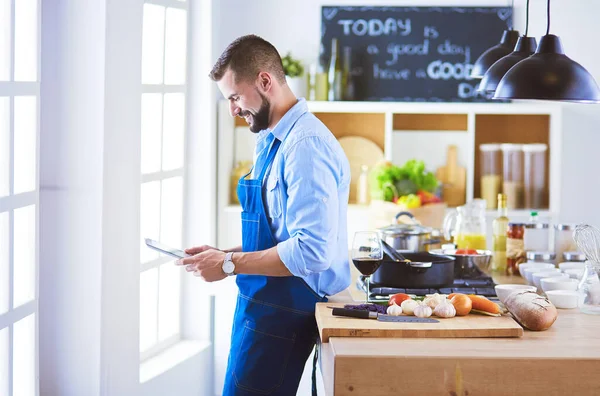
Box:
(332, 308, 372, 319)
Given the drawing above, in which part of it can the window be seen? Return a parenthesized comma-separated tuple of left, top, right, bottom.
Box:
(0, 0, 40, 395)
(139, 0, 188, 361)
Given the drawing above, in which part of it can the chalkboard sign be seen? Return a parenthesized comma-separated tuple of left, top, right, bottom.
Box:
(321, 6, 512, 102)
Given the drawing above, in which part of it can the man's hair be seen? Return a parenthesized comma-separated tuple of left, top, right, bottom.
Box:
(209, 34, 286, 84)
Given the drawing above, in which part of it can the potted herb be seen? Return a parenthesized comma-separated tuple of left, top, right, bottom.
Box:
(281, 52, 306, 98)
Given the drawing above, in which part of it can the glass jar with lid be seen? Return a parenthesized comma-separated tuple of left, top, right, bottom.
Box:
(554, 224, 578, 266)
(506, 222, 527, 275)
(523, 143, 547, 209)
(526, 251, 556, 266)
(524, 222, 551, 252)
(480, 144, 502, 209)
(563, 251, 586, 263)
(501, 144, 524, 209)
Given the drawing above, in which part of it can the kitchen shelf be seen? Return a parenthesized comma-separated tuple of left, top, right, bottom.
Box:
(217, 100, 563, 249)
(474, 114, 551, 209)
(224, 204, 551, 219)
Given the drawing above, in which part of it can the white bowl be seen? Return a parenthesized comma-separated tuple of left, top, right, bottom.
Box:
(532, 271, 569, 290)
(521, 265, 557, 284)
(545, 290, 583, 309)
(519, 263, 555, 281)
(558, 262, 586, 272)
(541, 277, 580, 293)
(495, 284, 537, 304)
(565, 268, 585, 280)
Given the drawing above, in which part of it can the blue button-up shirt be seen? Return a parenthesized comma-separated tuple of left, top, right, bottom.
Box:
(254, 99, 351, 298)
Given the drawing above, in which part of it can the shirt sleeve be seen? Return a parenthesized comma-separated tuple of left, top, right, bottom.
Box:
(277, 136, 342, 277)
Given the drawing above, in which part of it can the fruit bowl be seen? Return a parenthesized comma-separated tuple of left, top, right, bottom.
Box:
(430, 249, 492, 278)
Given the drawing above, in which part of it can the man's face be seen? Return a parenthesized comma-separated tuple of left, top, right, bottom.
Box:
(217, 69, 271, 133)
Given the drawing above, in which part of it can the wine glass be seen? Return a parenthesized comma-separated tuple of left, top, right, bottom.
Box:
(352, 231, 383, 302)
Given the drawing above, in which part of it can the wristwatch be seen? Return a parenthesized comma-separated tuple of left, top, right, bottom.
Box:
(222, 252, 235, 276)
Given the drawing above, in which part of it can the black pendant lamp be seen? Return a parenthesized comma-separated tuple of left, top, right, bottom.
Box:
(494, 0, 600, 102)
(470, 0, 519, 79)
(478, 0, 537, 96)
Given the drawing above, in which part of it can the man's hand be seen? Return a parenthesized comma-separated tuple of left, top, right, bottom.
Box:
(184, 245, 221, 255)
(176, 249, 227, 282)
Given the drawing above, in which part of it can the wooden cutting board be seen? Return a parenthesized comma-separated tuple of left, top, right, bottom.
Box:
(338, 136, 384, 204)
(435, 145, 466, 207)
(316, 303, 523, 342)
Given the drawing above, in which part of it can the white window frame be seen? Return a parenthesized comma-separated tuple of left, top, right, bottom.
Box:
(139, 0, 189, 362)
(0, 0, 41, 394)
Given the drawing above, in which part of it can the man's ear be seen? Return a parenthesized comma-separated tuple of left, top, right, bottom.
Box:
(256, 72, 272, 93)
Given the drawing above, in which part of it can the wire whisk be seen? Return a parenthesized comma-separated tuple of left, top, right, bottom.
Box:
(573, 224, 600, 264)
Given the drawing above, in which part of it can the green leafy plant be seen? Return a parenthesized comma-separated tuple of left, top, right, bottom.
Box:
(281, 52, 304, 78)
(369, 159, 439, 202)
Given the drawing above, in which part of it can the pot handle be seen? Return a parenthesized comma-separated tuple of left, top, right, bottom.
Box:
(408, 261, 432, 268)
(443, 210, 458, 241)
(395, 211, 418, 225)
(423, 238, 441, 245)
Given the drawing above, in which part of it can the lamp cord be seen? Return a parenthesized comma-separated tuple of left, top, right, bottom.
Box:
(525, 0, 530, 36)
(510, 0, 515, 30)
(546, 0, 551, 35)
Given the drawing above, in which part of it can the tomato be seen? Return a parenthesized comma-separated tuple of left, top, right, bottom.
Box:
(389, 293, 412, 306)
(450, 294, 472, 316)
(455, 248, 478, 255)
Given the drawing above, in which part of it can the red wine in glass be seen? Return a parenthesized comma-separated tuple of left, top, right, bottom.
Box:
(352, 258, 382, 276)
(351, 231, 383, 302)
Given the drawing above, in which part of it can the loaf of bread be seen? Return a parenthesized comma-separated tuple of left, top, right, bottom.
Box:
(504, 291, 558, 331)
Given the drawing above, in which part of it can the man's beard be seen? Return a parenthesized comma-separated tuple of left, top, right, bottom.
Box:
(240, 93, 270, 133)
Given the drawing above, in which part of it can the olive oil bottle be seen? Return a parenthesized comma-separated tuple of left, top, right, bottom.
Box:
(327, 38, 342, 101)
(492, 193, 509, 272)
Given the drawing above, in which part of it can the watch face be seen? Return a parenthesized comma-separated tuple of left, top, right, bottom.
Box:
(223, 260, 235, 274)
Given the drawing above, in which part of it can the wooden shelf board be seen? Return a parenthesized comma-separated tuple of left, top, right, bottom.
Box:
(393, 113, 468, 131)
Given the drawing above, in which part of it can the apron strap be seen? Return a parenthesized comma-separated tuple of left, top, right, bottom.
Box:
(312, 339, 319, 396)
(256, 136, 281, 182)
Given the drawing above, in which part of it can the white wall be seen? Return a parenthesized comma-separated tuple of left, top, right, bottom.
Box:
(39, 0, 216, 395)
(213, 0, 600, 227)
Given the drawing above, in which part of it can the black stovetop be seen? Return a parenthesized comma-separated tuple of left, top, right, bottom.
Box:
(357, 276, 498, 302)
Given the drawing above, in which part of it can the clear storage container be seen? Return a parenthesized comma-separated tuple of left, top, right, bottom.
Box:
(526, 251, 556, 266)
(554, 224, 578, 265)
(563, 251, 586, 262)
(501, 144, 524, 209)
(480, 144, 502, 209)
(524, 222, 551, 252)
(523, 144, 547, 209)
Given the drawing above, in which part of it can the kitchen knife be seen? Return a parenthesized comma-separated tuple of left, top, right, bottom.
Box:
(332, 308, 439, 323)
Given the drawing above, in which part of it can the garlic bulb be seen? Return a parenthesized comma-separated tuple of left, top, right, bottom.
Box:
(386, 303, 403, 316)
(401, 299, 419, 316)
(433, 299, 456, 318)
(413, 303, 433, 318)
(423, 293, 447, 309)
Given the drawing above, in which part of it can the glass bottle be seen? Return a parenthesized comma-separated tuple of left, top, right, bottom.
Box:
(315, 52, 329, 101)
(342, 46, 355, 101)
(492, 193, 509, 273)
(506, 222, 526, 275)
(328, 38, 342, 101)
(356, 164, 369, 205)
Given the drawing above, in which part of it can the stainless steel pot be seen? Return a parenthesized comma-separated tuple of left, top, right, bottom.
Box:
(377, 211, 441, 252)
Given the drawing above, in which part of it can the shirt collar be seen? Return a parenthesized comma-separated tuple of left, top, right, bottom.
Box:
(268, 98, 308, 142)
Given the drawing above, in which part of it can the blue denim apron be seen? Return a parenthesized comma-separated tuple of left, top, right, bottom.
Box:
(222, 135, 326, 396)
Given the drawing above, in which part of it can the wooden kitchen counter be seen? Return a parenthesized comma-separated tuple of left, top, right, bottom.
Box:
(320, 271, 600, 396)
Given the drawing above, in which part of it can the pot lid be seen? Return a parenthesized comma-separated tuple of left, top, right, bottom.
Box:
(377, 223, 432, 236)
